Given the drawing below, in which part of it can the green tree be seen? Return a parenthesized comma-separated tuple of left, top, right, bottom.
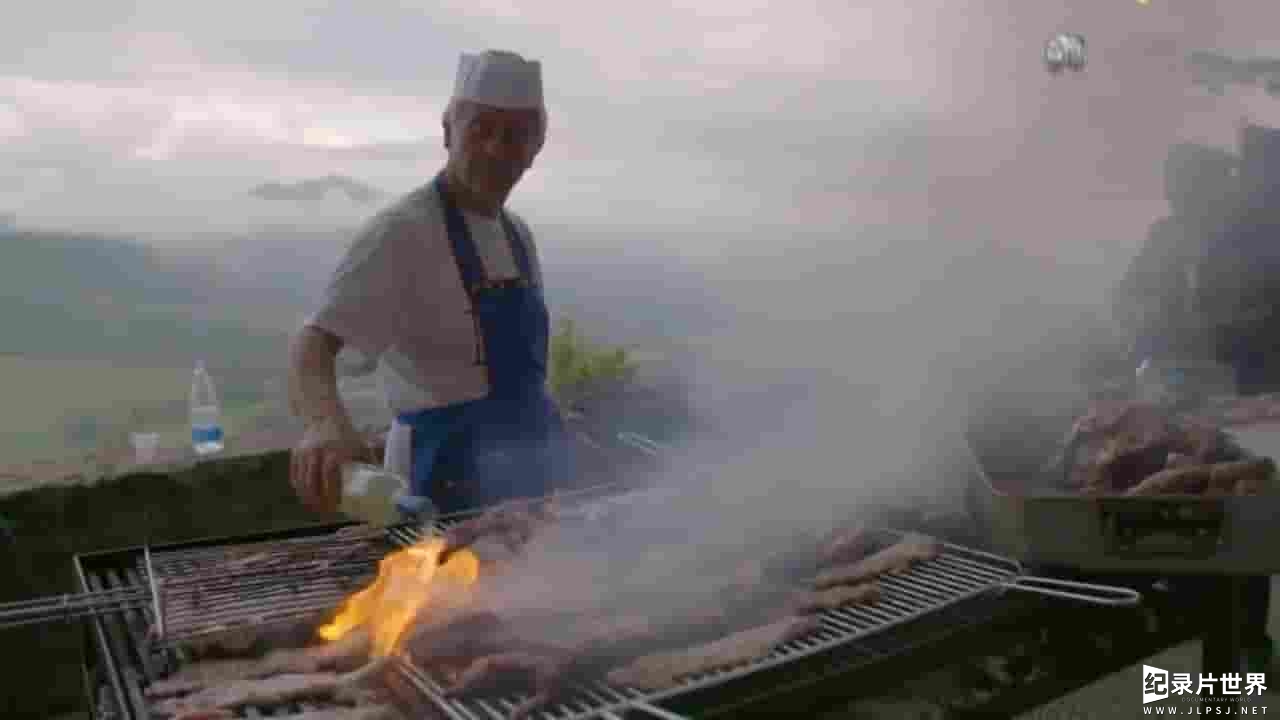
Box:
(548, 316, 638, 411)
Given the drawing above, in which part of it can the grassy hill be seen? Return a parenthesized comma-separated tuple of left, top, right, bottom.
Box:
(0, 228, 307, 467)
(0, 228, 296, 370)
(0, 224, 728, 470)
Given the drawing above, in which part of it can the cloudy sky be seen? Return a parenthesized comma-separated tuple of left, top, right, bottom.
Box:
(6, 2, 1280, 503)
(2, 1, 1280, 266)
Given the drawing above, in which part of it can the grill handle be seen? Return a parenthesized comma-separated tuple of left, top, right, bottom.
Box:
(598, 700, 692, 720)
(615, 432, 671, 457)
(1002, 575, 1142, 606)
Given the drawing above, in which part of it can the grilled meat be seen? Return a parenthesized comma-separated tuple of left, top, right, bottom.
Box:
(1121, 457, 1274, 496)
(1210, 458, 1276, 495)
(813, 537, 941, 589)
(1067, 401, 1177, 492)
(404, 610, 507, 665)
(159, 611, 338, 658)
(172, 706, 400, 720)
(414, 599, 751, 715)
(152, 659, 389, 718)
(446, 652, 571, 719)
(438, 500, 559, 564)
(1125, 465, 1212, 496)
(147, 653, 315, 699)
(147, 629, 372, 698)
(605, 616, 822, 691)
(816, 525, 874, 569)
(1050, 401, 1245, 495)
(409, 608, 672, 669)
(791, 582, 882, 614)
(153, 673, 345, 716)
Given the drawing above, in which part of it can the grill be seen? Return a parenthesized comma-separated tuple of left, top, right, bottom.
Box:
(148, 526, 388, 648)
(72, 484, 1139, 720)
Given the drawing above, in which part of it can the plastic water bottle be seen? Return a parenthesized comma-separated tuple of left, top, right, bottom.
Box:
(189, 361, 225, 455)
(1136, 357, 1161, 404)
(1137, 357, 1190, 409)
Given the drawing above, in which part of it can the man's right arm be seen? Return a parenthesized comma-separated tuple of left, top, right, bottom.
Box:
(288, 216, 410, 511)
(288, 326, 357, 434)
(294, 213, 410, 429)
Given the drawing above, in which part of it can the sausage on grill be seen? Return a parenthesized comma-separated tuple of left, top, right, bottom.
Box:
(812, 537, 941, 589)
(604, 615, 821, 691)
(791, 582, 882, 614)
(152, 659, 389, 717)
(148, 629, 372, 698)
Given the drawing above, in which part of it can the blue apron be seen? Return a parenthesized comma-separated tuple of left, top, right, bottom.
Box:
(395, 172, 573, 513)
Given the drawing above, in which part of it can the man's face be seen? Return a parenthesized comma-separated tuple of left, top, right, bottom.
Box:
(448, 104, 545, 202)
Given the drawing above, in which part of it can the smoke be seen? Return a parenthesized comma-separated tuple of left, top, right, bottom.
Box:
(423, 3, 1280, 635)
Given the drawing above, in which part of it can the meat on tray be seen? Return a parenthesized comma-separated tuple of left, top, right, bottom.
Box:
(1047, 401, 1275, 497)
(1210, 458, 1276, 496)
(1122, 457, 1277, 496)
(1123, 465, 1212, 496)
(813, 536, 941, 589)
(605, 615, 821, 691)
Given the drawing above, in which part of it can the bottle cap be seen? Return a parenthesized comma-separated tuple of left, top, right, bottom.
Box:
(395, 495, 439, 525)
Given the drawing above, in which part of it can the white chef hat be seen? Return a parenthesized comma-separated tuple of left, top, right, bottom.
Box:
(444, 50, 547, 151)
(452, 50, 543, 110)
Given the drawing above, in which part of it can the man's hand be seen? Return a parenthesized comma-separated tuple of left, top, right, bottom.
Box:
(290, 416, 372, 513)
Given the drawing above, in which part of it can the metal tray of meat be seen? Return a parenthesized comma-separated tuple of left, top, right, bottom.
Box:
(963, 415, 1280, 575)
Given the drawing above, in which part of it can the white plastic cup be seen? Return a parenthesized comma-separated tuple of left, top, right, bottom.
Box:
(130, 432, 160, 464)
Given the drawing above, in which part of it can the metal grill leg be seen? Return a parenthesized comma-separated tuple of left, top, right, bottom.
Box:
(1201, 575, 1245, 713)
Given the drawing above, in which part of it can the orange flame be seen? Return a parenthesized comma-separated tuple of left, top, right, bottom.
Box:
(318, 537, 480, 656)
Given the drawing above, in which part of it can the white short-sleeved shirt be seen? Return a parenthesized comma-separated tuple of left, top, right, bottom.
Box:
(305, 181, 542, 415)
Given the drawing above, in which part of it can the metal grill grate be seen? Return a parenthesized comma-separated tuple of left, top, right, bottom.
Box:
(382, 517, 1031, 720)
(74, 481, 1119, 720)
(75, 525, 424, 719)
(145, 527, 393, 648)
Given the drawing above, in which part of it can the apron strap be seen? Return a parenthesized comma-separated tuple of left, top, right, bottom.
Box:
(500, 213, 537, 288)
(435, 171, 488, 296)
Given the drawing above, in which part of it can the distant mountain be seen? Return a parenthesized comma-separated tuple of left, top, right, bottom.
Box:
(248, 175, 386, 205)
(0, 226, 295, 375)
(215, 224, 359, 308)
(0, 217, 734, 392)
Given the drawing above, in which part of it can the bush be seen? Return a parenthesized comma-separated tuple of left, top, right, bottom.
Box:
(549, 316, 638, 410)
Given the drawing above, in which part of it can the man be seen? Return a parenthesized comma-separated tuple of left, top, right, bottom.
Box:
(1204, 123, 1280, 395)
(288, 49, 572, 516)
(1115, 142, 1239, 367)
(1196, 123, 1280, 675)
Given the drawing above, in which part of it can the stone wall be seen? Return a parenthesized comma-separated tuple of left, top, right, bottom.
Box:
(0, 450, 342, 718)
